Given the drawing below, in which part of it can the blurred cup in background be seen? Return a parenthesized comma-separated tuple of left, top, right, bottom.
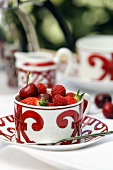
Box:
(76, 35, 113, 82)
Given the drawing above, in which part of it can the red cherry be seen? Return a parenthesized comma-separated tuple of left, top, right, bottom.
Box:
(95, 93, 112, 108)
(38, 93, 52, 102)
(102, 102, 113, 119)
(19, 83, 39, 99)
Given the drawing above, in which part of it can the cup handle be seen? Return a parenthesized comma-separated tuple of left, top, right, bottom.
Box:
(83, 93, 91, 117)
(54, 47, 73, 75)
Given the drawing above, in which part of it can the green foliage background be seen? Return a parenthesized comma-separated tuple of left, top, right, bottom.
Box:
(25, 0, 113, 52)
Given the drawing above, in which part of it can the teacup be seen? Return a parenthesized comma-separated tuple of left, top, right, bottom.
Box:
(14, 48, 73, 89)
(14, 90, 91, 144)
(76, 35, 113, 82)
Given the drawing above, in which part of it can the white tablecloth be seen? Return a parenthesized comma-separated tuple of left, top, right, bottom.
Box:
(0, 70, 113, 170)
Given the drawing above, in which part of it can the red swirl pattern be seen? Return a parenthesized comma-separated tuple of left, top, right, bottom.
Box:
(56, 110, 82, 145)
(22, 110, 44, 131)
(82, 116, 108, 142)
(14, 104, 44, 143)
(0, 115, 108, 145)
(0, 115, 15, 141)
(18, 68, 56, 88)
(88, 53, 113, 80)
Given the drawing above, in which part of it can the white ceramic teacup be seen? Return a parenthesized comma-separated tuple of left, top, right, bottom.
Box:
(76, 35, 113, 82)
(14, 48, 73, 88)
(14, 89, 91, 144)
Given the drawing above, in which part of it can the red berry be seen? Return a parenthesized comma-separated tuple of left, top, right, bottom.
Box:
(20, 97, 40, 106)
(66, 92, 75, 97)
(95, 93, 112, 108)
(65, 95, 77, 105)
(51, 85, 66, 97)
(37, 83, 47, 94)
(38, 93, 52, 102)
(19, 83, 39, 99)
(47, 102, 54, 107)
(53, 94, 67, 106)
(102, 102, 113, 119)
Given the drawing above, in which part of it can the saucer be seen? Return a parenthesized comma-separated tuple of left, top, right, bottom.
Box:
(0, 114, 108, 151)
(58, 61, 113, 93)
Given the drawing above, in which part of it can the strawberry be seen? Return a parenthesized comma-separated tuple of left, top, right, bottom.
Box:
(66, 92, 75, 97)
(47, 102, 54, 106)
(51, 84, 66, 97)
(20, 97, 40, 106)
(53, 94, 67, 106)
(20, 96, 48, 106)
(37, 83, 47, 94)
(65, 90, 85, 105)
(65, 95, 77, 105)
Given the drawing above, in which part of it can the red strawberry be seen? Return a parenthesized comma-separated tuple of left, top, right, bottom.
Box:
(53, 94, 67, 106)
(65, 90, 85, 105)
(47, 102, 54, 107)
(20, 97, 40, 106)
(65, 95, 77, 105)
(51, 85, 66, 97)
(37, 83, 47, 94)
(66, 92, 75, 97)
(20, 96, 48, 106)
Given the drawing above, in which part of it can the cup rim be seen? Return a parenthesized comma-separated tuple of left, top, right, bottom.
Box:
(76, 35, 113, 52)
(16, 64, 56, 71)
(14, 51, 53, 64)
(14, 94, 83, 110)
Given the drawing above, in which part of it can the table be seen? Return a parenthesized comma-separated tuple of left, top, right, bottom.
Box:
(0, 69, 113, 170)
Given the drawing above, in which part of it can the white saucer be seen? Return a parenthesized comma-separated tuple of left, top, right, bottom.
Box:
(58, 62, 113, 93)
(0, 114, 108, 151)
(60, 73, 113, 93)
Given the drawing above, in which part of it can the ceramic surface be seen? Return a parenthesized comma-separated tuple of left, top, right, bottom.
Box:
(0, 114, 108, 151)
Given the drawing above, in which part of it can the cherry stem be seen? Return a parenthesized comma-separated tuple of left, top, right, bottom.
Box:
(26, 72, 30, 85)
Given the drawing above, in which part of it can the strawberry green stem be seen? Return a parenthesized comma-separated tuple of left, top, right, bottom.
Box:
(74, 89, 85, 102)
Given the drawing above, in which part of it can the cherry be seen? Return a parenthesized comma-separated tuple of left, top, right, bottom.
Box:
(95, 93, 112, 108)
(19, 72, 39, 99)
(38, 93, 52, 102)
(19, 83, 39, 99)
(102, 102, 113, 119)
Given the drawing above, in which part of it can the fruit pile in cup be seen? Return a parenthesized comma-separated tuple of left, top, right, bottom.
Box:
(19, 73, 84, 107)
(95, 93, 113, 119)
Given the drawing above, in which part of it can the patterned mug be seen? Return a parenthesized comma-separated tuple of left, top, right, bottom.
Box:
(14, 48, 73, 89)
(14, 90, 91, 144)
